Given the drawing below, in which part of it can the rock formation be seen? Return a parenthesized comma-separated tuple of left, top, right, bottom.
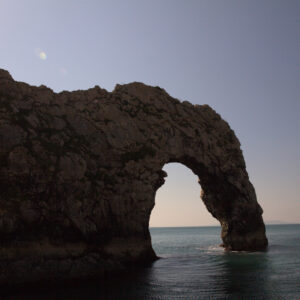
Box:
(0, 69, 268, 285)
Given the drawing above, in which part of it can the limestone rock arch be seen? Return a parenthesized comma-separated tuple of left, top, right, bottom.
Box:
(0, 69, 267, 285)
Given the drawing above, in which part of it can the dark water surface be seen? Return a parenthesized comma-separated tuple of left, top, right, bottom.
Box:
(3, 224, 300, 299)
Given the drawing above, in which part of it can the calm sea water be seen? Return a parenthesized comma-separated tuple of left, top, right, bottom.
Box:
(4, 224, 300, 299)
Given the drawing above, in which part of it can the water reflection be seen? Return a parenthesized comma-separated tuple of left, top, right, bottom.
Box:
(4, 224, 299, 299)
(3, 266, 155, 299)
(0, 252, 287, 299)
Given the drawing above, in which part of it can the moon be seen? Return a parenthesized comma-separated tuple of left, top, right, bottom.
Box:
(39, 51, 47, 60)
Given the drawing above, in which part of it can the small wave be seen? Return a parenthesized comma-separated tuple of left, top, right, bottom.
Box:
(195, 245, 224, 253)
(208, 245, 223, 251)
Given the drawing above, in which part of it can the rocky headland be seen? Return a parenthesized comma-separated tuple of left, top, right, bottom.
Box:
(0, 69, 268, 285)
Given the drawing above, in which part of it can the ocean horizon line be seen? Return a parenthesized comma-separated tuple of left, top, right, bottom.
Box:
(150, 225, 220, 229)
(150, 223, 300, 229)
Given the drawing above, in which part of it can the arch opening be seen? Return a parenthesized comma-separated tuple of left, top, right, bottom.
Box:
(150, 162, 219, 228)
(149, 162, 221, 256)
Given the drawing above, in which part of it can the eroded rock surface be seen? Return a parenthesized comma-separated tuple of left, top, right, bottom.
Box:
(0, 69, 268, 285)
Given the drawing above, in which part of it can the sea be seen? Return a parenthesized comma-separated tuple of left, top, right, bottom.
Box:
(3, 224, 300, 300)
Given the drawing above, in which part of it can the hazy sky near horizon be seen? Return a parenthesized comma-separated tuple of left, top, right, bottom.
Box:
(0, 0, 299, 226)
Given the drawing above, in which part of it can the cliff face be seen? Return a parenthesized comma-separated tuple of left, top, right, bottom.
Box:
(0, 69, 267, 285)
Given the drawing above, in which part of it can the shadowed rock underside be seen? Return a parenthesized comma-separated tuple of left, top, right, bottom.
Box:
(0, 69, 267, 285)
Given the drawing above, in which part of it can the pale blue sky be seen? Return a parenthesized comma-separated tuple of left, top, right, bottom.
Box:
(1, 0, 299, 226)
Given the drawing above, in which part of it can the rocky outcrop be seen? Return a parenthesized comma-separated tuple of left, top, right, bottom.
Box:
(0, 69, 268, 285)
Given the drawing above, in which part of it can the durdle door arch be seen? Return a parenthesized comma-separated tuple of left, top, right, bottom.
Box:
(0, 69, 267, 285)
